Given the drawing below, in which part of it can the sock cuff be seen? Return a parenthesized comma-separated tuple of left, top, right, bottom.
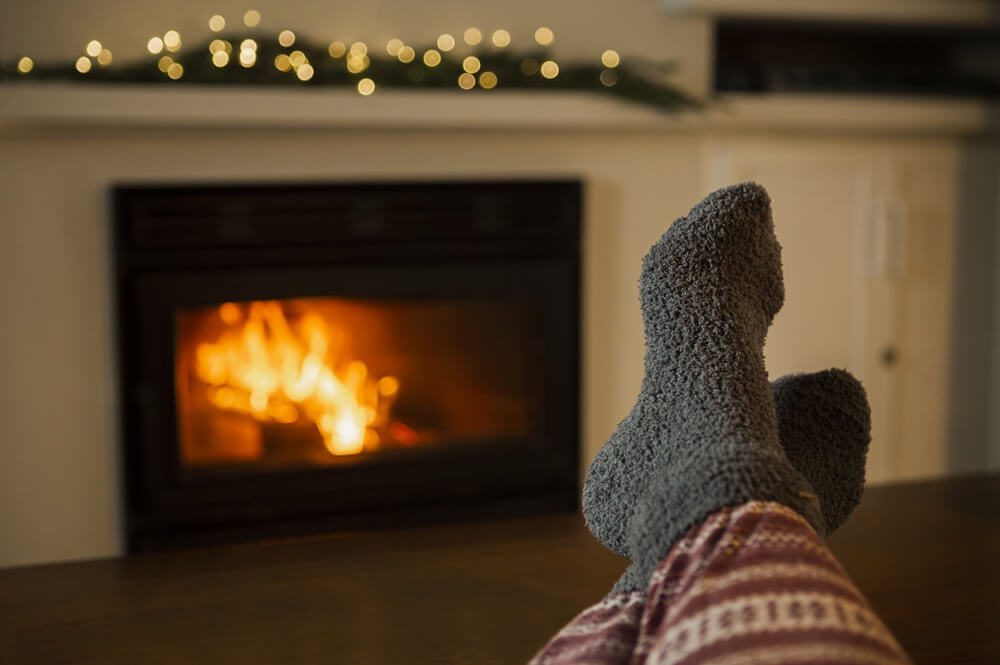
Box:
(628, 450, 826, 583)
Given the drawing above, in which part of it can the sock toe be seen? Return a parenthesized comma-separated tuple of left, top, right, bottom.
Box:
(774, 369, 871, 533)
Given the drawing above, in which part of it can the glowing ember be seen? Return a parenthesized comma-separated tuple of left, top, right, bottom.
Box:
(194, 301, 398, 456)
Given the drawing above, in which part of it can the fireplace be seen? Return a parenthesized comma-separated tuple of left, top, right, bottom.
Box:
(114, 181, 581, 552)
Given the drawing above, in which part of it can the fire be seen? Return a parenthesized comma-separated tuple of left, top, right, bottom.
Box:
(194, 301, 399, 456)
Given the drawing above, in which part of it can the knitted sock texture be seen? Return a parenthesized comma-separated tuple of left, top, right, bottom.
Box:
(608, 183, 824, 586)
(585, 370, 870, 560)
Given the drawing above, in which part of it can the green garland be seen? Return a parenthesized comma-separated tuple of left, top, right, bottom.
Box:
(0, 32, 702, 113)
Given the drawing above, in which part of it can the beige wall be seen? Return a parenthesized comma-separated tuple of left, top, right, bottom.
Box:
(2, 117, 992, 567)
(0, 127, 704, 568)
(0, 0, 711, 96)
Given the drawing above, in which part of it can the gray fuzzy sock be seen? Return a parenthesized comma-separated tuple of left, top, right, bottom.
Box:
(584, 372, 869, 559)
(774, 369, 870, 533)
(607, 369, 871, 594)
(596, 182, 824, 588)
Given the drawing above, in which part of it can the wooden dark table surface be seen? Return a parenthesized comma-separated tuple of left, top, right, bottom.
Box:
(1, 474, 998, 665)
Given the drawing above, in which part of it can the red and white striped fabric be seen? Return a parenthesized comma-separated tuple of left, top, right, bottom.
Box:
(531, 501, 910, 665)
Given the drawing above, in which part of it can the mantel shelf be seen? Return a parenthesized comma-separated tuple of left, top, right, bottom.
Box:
(0, 83, 996, 135)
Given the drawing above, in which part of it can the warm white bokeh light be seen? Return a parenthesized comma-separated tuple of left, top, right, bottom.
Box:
(243, 10, 261, 27)
(534, 27, 555, 46)
(601, 49, 621, 68)
(437, 34, 455, 51)
(463, 27, 482, 46)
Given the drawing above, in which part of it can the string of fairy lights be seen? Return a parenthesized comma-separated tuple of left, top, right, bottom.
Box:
(2, 10, 700, 112)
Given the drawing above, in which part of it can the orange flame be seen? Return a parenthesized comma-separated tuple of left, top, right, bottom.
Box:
(194, 301, 398, 456)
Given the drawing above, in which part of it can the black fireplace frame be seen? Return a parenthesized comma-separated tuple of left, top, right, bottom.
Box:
(113, 181, 582, 552)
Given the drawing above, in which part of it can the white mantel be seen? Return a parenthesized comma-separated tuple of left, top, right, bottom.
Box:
(1, 83, 997, 136)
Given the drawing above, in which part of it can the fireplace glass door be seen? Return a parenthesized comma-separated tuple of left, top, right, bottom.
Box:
(115, 181, 580, 551)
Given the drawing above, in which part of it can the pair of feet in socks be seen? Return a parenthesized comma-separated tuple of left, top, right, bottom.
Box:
(582, 183, 871, 593)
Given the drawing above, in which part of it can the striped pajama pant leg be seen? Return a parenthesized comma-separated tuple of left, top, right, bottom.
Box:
(531, 501, 910, 665)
